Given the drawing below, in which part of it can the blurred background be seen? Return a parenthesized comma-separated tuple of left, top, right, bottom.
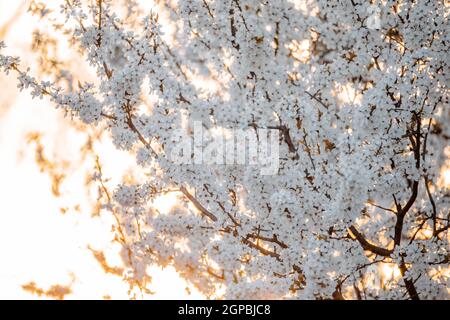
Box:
(0, 0, 203, 299)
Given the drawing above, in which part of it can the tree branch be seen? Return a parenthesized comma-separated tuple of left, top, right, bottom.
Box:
(349, 225, 392, 257)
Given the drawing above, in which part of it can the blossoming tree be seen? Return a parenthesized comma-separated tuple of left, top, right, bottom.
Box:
(1, 0, 448, 299)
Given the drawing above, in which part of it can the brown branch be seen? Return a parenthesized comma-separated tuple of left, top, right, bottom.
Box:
(241, 237, 281, 260)
(348, 226, 392, 257)
(367, 201, 396, 214)
(394, 113, 421, 246)
(180, 186, 218, 222)
(202, 0, 214, 19)
(96, 0, 103, 47)
(408, 218, 428, 244)
(305, 90, 329, 110)
(399, 260, 420, 300)
(246, 233, 288, 249)
(423, 176, 438, 235)
(281, 125, 298, 156)
(124, 110, 158, 157)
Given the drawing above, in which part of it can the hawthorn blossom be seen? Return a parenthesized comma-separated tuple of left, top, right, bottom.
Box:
(1, 0, 448, 299)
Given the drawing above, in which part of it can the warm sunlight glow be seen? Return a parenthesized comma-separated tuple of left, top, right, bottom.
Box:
(380, 264, 402, 282)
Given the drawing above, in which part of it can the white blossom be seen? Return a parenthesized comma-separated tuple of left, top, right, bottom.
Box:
(0, 0, 448, 300)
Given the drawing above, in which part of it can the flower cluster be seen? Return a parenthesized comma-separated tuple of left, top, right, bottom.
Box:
(1, 0, 448, 299)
